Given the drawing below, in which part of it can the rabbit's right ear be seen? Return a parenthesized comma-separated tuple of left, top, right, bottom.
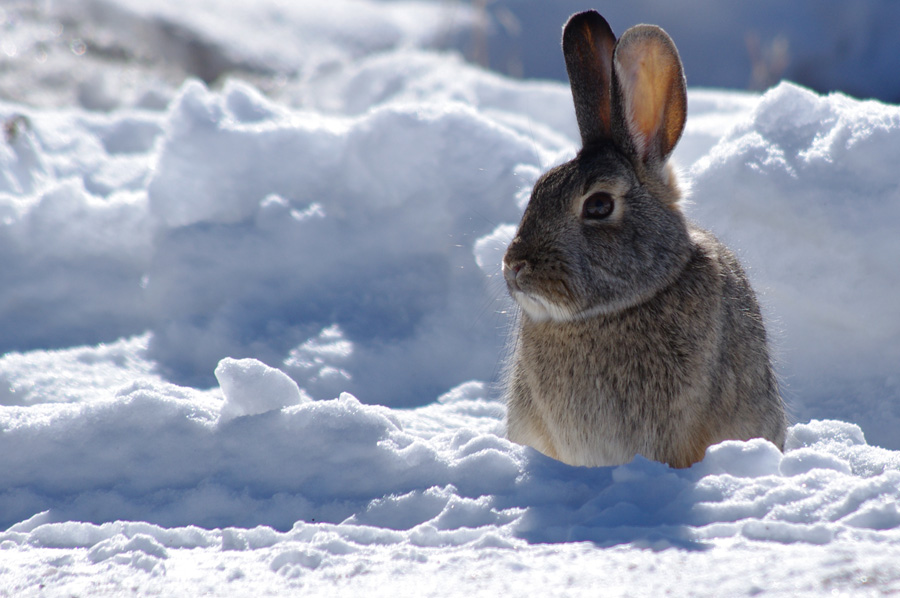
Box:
(562, 11, 616, 148)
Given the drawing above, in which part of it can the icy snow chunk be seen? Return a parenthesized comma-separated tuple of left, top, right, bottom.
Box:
(215, 357, 308, 423)
(451, 446, 520, 498)
(398, 382, 505, 440)
(221, 526, 280, 551)
(302, 49, 577, 148)
(694, 439, 783, 478)
(15, 180, 150, 260)
(90, 113, 164, 155)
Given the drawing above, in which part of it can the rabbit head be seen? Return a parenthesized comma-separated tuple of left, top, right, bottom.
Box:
(503, 11, 692, 323)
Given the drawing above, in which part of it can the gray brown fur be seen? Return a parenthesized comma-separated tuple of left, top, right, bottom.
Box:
(503, 11, 786, 468)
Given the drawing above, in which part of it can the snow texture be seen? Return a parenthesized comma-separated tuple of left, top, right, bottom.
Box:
(0, 1, 899, 596)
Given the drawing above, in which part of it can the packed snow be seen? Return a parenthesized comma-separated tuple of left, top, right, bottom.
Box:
(1, 1, 899, 596)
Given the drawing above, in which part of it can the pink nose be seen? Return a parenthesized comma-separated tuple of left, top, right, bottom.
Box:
(504, 260, 526, 288)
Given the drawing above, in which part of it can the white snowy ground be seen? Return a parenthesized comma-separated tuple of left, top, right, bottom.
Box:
(1, 1, 899, 596)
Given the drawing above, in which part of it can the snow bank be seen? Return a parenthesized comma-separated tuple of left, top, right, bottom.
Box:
(688, 82, 900, 448)
(143, 79, 552, 404)
(0, 75, 552, 405)
(2, 374, 899, 594)
(0, 370, 900, 547)
(2, 378, 898, 545)
(1, 63, 898, 445)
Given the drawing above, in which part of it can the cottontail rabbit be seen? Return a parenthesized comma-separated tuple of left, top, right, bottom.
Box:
(503, 11, 786, 468)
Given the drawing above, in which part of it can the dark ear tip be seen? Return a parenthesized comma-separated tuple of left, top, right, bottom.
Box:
(562, 10, 614, 49)
(565, 10, 606, 27)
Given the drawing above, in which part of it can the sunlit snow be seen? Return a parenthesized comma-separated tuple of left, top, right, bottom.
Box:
(1, 1, 899, 596)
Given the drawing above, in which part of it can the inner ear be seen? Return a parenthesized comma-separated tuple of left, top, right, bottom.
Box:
(612, 25, 687, 164)
(562, 11, 616, 148)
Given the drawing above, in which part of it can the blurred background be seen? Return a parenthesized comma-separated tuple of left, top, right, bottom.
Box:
(2, 0, 899, 112)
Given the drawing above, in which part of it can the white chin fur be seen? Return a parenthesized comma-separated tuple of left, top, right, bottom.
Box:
(513, 291, 633, 323)
(512, 291, 577, 323)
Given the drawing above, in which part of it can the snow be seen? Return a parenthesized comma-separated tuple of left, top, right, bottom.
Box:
(215, 357, 309, 423)
(1, 1, 899, 596)
(2, 399, 899, 594)
(688, 82, 900, 448)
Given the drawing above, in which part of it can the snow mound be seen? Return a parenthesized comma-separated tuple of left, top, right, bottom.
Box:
(143, 79, 547, 404)
(2, 381, 899, 550)
(688, 82, 900, 448)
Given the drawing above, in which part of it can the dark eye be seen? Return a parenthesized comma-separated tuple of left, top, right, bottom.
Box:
(582, 192, 615, 220)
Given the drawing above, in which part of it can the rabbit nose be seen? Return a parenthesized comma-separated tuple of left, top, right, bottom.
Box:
(503, 259, 528, 288)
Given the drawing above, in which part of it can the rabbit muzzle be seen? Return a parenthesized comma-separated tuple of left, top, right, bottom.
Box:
(503, 257, 546, 319)
(502, 258, 525, 291)
(502, 253, 580, 323)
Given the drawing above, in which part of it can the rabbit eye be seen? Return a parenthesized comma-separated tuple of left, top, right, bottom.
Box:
(582, 192, 614, 220)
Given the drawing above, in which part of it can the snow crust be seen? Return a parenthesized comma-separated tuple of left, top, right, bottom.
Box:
(1, 1, 899, 596)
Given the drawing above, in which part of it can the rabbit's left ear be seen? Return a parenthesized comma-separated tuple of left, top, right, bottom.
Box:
(612, 25, 687, 165)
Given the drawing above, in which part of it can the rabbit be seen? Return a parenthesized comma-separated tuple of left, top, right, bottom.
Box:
(502, 10, 786, 469)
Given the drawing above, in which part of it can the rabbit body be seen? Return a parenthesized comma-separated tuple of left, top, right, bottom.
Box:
(503, 11, 786, 468)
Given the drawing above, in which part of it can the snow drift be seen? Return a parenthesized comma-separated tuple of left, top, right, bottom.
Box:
(2, 70, 898, 445)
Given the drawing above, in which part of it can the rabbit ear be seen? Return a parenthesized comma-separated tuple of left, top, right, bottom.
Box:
(612, 25, 687, 165)
(562, 11, 617, 148)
